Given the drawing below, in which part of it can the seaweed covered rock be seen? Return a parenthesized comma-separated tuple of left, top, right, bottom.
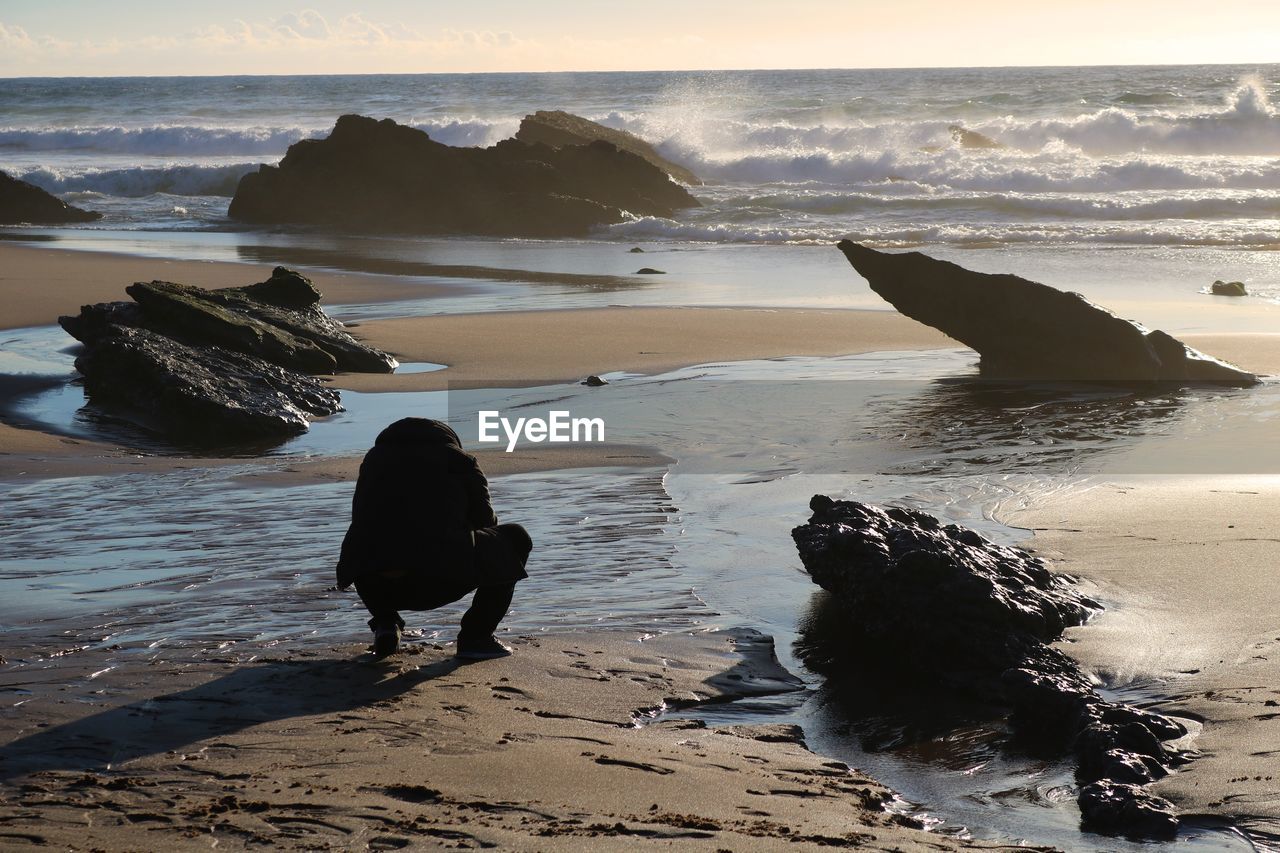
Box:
(59, 267, 395, 443)
(792, 496, 1186, 839)
(229, 114, 699, 238)
(515, 110, 701, 185)
(838, 241, 1258, 385)
(1, 170, 101, 225)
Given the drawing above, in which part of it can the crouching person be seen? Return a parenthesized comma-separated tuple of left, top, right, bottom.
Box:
(337, 417, 532, 660)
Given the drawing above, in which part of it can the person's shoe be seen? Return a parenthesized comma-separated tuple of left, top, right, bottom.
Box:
(455, 636, 513, 660)
(372, 624, 401, 658)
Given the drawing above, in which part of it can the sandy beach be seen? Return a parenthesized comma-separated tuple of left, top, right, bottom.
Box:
(4, 233, 1280, 850)
(1, 627, 1048, 851)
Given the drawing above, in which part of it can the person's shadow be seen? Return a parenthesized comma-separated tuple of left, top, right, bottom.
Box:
(0, 652, 461, 783)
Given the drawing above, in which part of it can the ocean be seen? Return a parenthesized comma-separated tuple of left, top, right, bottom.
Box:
(4, 64, 1280, 249)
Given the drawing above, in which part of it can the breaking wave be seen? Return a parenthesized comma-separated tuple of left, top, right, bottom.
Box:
(16, 163, 258, 198)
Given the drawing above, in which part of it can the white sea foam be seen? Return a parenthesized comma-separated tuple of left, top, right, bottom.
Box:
(16, 163, 258, 197)
(4, 68, 1279, 249)
(0, 125, 315, 156)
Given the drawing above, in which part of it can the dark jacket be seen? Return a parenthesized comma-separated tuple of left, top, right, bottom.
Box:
(336, 418, 497, 590)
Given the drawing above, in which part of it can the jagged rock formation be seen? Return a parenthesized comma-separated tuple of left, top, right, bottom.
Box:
(59, 267, 396, 442)
(948, 124, 1004, 149)
(1, 170, 101, 225)
(838, 241, 1258, 385)
(229, 115, 699, 238)
(792, 496, 1186, 839)
(515, 110, 701, 185)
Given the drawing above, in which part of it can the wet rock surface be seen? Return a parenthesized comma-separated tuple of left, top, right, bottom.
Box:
(1210, 279, 1248, 296)
(58, 267, 394, 443)
(839, 241, 1258, 385)
(792, 496, 1187, 839)
(515, 109, 701, 185)
(229, 114, 699, 238)
(1, 169, 101, 225)
(73, 326, 341, 441)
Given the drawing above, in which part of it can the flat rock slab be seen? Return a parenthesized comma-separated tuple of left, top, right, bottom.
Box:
(58, 266, 394, 443)
(839, 241, 1258, 385)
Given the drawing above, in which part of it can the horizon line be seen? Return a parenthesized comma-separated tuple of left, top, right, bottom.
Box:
(3, 58, 1279, 82)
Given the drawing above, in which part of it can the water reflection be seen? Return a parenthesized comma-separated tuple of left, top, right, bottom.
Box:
(870, 377, 1262, 477)
(234, 242, 648, 291)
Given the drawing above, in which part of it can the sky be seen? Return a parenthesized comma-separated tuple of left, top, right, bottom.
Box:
(1, 1, 1278, 77)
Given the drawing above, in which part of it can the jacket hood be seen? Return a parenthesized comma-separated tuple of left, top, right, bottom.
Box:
(374, 417, 462, 448)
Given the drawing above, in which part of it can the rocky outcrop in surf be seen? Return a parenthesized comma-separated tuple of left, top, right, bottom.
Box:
(838, 241, 1258, 385)
(229, 114, 699, 238)
(1210, 279, 1248, 296)
(948, 124, 1004, 149)
(792, 496, 1187, 839)
(0, 169, 101, 225)
(515, 110, 701, 185)
(59, 267, 395, 443)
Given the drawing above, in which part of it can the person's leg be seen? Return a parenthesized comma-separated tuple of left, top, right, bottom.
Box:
(354, 572, 410, 657)
(457, 524, 532, 654)
(354, 573, 406, 631)
(458, 582, 516, 645)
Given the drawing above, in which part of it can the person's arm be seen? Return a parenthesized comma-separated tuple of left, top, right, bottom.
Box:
(458, 450, 499, 530)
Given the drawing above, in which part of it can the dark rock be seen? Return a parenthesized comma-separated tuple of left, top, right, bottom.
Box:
(1093, 749, 1159, 785)
(62, 267, 396, 376)
(792, 495, 1097, 679)
(1211, 279, 1248, 296)
(57, 267, 395, 443)
(229, 115, 699, 238)
(125, 281, 339, 375)
(1, 170, 101, 225)
(635, 267, 666, 275)
(164, 267, 397, 374)
(838, 241, 1258, 385)
(629, 246, 646, 253)
(948, 125, 1004, 149)
(582, 375, 609, 387)
(73, 326, 341, 441)
(792, 496, 1189, 840)
(516, 110, 701, 185)
(1078, 782, 1178, 839)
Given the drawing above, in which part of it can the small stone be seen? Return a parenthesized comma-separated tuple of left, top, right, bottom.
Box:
(629, 246, 646, 253)
(635, 267, 666, 275)
(1078, 781, 1178, 839)
(582, 375, 608, 387)
(1210, 280, 1248, 296)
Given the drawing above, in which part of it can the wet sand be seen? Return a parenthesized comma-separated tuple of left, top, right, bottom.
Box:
(1009, 477, 1280, 839)
(336, 306, 953, 391)
(0, 629, 1036, 851)
(0, 243, 450, 331)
